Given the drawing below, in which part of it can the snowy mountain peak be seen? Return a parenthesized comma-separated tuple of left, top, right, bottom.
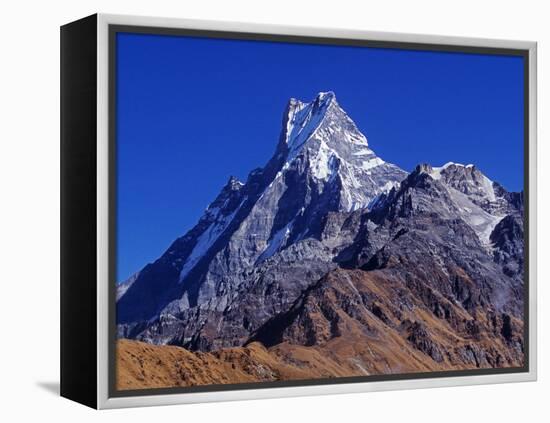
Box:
(286, 91, 336, 112)
(314, 90, 337, 104)
(272, 92, 407, 211)
(420, 161, 497, 203)
(402, 161, 522, 243)
(117, 92, 408, 322)
(279, 92, 373, 163)
(281, 92, 339, 153)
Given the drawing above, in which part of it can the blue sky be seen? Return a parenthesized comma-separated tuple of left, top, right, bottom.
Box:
(116, 32, 524, 282)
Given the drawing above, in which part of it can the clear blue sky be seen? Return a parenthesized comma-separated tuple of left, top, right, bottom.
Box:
(116, 32, 524, 282)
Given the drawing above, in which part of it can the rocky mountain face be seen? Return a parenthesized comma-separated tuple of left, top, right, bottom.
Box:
(117, 92, 406, 338)
(117, 92, 524, 381)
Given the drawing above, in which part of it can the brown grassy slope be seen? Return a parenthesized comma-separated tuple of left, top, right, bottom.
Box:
(116, 337, 436, 391)
(117, 267, 523, 390)
(117, 339, 330, 390)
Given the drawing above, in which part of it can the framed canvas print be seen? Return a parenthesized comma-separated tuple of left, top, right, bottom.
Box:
(60, 13, 537, 409)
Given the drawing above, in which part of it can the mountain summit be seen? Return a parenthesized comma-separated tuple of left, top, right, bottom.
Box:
(274, 91, 406, 210)
(117, 92, 406, 326)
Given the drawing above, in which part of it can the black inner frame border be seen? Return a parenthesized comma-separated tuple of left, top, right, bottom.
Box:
(108, 24, 531, 399)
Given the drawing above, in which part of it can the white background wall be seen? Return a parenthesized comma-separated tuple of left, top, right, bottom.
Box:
(0, 0, 547, 421)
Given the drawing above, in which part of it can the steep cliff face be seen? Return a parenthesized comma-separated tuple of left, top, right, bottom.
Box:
(116, 91, 524, 376)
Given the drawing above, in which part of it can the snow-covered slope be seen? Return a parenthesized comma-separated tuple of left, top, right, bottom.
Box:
(278, 91, 406, 211)
(410, 162, 521, 246)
